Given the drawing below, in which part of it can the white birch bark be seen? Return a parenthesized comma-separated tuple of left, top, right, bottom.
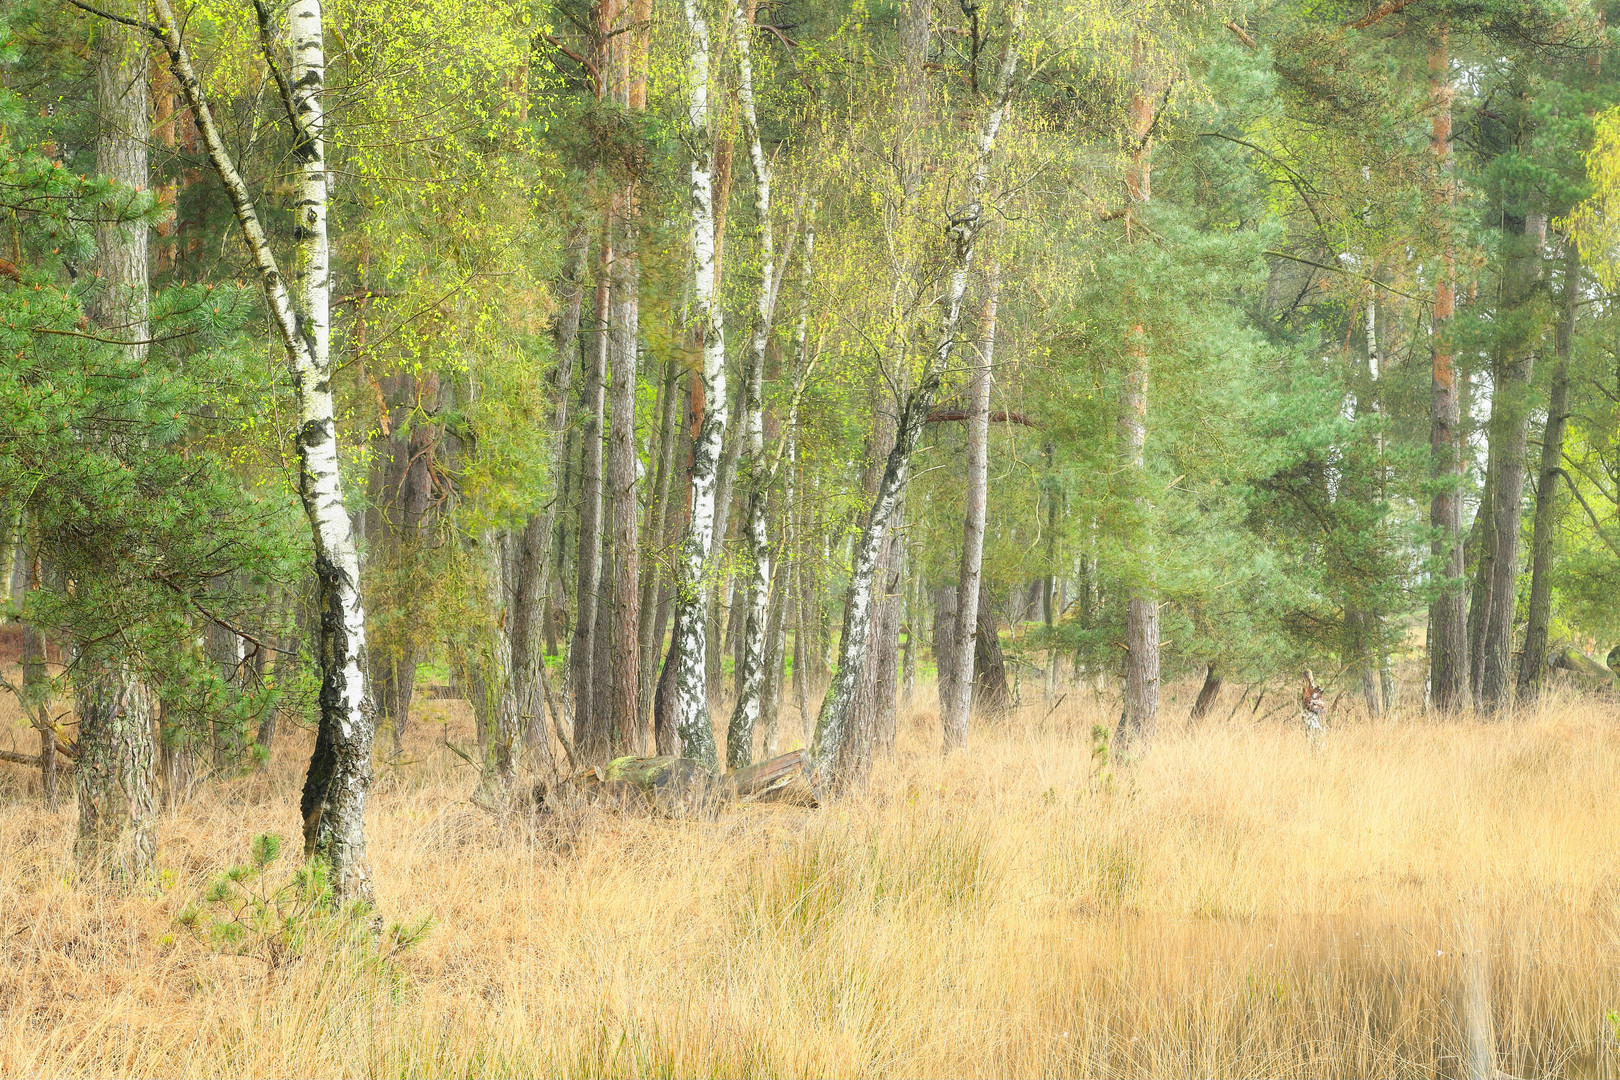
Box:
(725, 0, 778, 767)
(941, 264, 999, 751)
(812, 1, 1022, 787)
(674, 0, 727, 768)
(150, 0, 373, 901)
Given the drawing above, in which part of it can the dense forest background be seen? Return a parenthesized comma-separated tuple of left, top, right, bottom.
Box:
(3, 0, 1620, 901)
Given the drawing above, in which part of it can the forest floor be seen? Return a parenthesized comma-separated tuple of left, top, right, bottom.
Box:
(2, 678, 1618, 1078)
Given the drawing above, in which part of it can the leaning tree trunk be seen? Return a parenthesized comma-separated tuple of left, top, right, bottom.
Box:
(152, 0, 374, 901)
(1426, 26, 1469, 713)
(1190, 663, 1222, 721)
(942, 266, 1000, 750)
(812, 3, 1022, 788)
(725, 0, 780, 767)
(674, 0, 728, 769)
(1518, 241, 1580, 700)
(77, 7, 157, 881)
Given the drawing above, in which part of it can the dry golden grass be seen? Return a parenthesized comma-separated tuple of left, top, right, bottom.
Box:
(3, 681, 1619, 1078)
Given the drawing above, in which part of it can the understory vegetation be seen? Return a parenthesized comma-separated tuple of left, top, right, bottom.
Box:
(4, 681, 1618, 1078)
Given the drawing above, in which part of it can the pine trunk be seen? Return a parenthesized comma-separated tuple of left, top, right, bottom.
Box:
(1114, 37, 1161, 751)
(1478, 213, 1546, 712)
(638, 361, 681, 728)
(1519, 243, 1579, 699)
(1426, 28, 1469, 712)
(78, 8, 157, 882)
(573, 256, 610, 761)
(607, 224, 642, 753)
(74, 660, 156, 881)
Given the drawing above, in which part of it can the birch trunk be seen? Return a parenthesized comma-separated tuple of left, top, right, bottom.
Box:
(1519, 242, 1580, 699)
(77, 7, 156, 880)
(942, 266, 999, 750)
(725, 0, 779, 766)
(572, 256, 609, 761)
(1427, 27, 1470, 712)
(813, 2, 1021, 788)
(150, 0, 374, 899)
(675, 0, 727, 769)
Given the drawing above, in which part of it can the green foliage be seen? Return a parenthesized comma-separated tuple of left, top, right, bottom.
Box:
(178, 833, 434, 971)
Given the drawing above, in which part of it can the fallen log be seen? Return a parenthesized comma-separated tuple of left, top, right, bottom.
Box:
(0, 748, 73, 770)
(1550, 645, 1615, 681)
(569, 749, 819, 818)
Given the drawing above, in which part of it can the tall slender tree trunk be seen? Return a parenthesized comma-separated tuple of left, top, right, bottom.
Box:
(1427, 27, 1469, 713)
(78, 7, 156, 881)
(1114, 38, 1160, 751)
(1478, 213, 1546, 712)
(573, 253, 610, 761)
(1466, 458, 1495, 700)
(152, 0, 376, 898)
(638, 361, 681, 727)
(369, 367, 440, 754)
(724, 0, 780, 766)
(869, 537, 906, 753)
(20, 536, 53, 805)
(813, 3, 1021, 788)
(942, 266, 999, 750)
(606, 230, 642, 753)
(602, 0, 650, 755)
(521, 230, 586, 757)
(1519, 241, 1580, 700)
(674, 0, 728, 768)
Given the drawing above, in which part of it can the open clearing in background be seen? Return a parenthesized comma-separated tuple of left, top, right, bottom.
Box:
(2, 679, 1617, 1079)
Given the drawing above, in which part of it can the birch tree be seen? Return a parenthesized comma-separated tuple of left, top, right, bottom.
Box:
(673, 0, 727, 769)
(100, 0, 380, 901)
(813, 0, 1023, 788)
(940, 264, 1000, 750)
(725, 0, 780, 768)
